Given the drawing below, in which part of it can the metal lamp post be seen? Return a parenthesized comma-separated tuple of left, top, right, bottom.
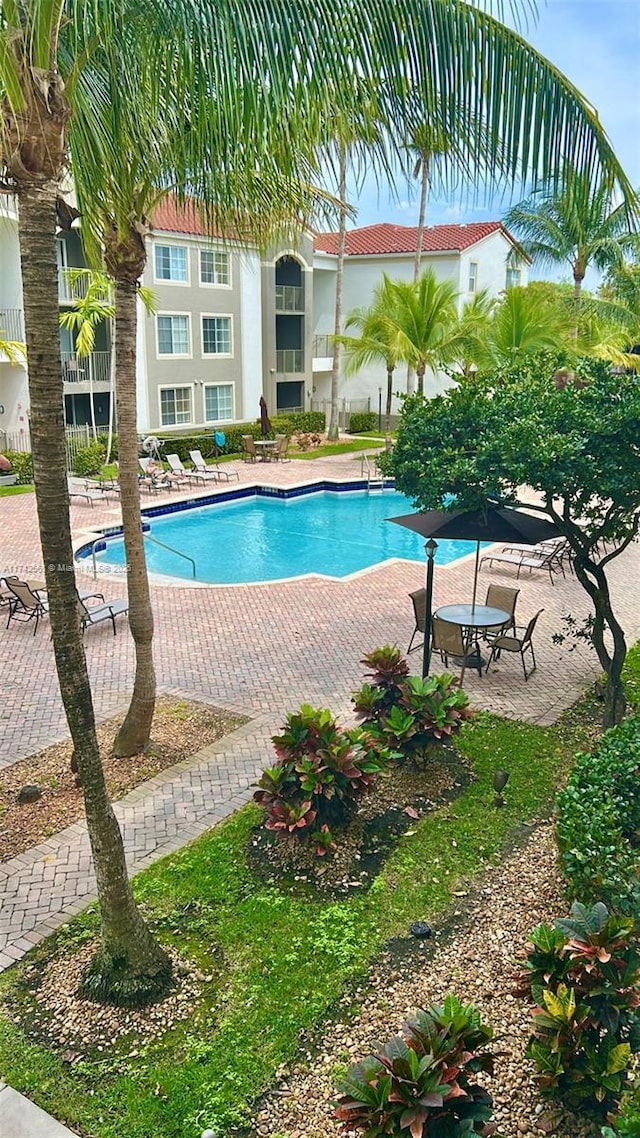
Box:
(378, 387, 382, 433)
(422, 537, 438, 678)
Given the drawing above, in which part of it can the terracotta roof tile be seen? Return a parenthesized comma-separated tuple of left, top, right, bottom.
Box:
(314, 221, 513, 256)
(151, 198, 220, 238)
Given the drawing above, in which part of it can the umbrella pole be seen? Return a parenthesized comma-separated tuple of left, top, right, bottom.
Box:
(422, 538, 437, 678)
(470, 540, 481, 612)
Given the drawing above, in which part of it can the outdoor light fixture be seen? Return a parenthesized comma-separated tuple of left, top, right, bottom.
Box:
(422, 537, 438, 679)
(492, 769, 510, 807)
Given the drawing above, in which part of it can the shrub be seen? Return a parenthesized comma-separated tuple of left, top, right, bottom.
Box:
(602, 1082, 640, 1137)
(273, 410, 325, 434)
(556, 716, 640, 915)
(96, 432, 118, 461)
(335, 995, 498, 1136)
(348, 411, 378, 434)
(3, 450, 33, 484)
(516, 902, 640, 1113)
(72, 441, 106, 476)
(352, 646, 472, 762)
(253, 705, 391, 853)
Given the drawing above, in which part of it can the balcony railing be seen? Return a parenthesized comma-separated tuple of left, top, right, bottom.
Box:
(276, 349, 304, 373)
(0, 307, 25, 343)
(61, 351, 111, 384)
(58, 271, 92, 304)
(312, 333, 333, 357)
(275, 283, 305, 312)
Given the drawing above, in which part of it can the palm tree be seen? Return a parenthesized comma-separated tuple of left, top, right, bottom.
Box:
(468, 285, 572, 368)
(337, 278, 403, 435)
(505, 168, 639, 335)
(1, 0, 637, 999)
(382, 271, 462, 395)
(59, 270, 116, 441)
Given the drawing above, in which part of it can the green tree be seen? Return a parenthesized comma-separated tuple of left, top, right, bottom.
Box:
(505, 168, 640, 334)
(389, 355, 640, 726)
(464, 284, 571, 369)
(382, 270, 463, 395)
(59, 270, 116, 441)
(337, 278, 401, 435)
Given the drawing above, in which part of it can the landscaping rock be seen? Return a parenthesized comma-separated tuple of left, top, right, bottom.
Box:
(17, 785, 42, 805)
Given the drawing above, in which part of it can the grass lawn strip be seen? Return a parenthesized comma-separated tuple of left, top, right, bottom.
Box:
(0, 697, 603, 1138)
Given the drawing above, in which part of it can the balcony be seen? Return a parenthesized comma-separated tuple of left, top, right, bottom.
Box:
(276, 349, 304, 373)
(0, 307, 25, 343)
(62, 351, 111, 385)
(275, 283, 305, 312)
(58, 271, 91, 304)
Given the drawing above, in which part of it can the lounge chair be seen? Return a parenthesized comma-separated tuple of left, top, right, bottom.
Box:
(242, 435, 257, 463)
(5, 578, 49, 634)
(67, 477, 106, 507)
(189, 449, 239, 483)
(138, 456, 172, 492)
(79, 594, 129, 636)
(431, 616, 483, 677)
(486, 609, 544, 680)
(483, 584, 520, 638)
(272, 434, 291, 462)
(480, 542, 566, 585)
(165, 453, 202, 486)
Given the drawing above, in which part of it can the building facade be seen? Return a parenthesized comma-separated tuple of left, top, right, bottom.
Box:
(0, 204, 525, 444)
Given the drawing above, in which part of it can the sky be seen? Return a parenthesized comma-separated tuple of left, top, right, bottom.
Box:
(344, 0, 640, 281)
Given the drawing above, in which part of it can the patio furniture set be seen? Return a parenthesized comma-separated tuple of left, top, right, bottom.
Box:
(241, 434, 290, 462)
(0, 574, 128, 637)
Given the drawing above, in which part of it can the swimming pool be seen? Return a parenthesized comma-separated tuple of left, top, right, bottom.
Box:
(91, 486, 482, 584)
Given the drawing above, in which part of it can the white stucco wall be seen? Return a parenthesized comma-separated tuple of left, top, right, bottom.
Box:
(312, 233, 529, 413)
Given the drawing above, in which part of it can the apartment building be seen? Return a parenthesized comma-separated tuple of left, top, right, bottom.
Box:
(0, 203, 525, 442)
(312, 221, 529, 413)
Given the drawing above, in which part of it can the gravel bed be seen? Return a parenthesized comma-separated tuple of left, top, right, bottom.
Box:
(253, 824, 601, 1138)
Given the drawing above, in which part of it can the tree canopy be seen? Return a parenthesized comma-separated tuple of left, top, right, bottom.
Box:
(388, 355, 640, 724)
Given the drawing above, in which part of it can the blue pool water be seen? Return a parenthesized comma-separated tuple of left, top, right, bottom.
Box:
(94, 489, 481, 584)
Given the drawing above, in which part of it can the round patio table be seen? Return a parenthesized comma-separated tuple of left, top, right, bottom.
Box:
(434, 603, 511, 683)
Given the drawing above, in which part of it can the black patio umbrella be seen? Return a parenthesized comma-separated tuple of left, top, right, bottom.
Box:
(259, 395, 272, 437)
(388, 504, 562, 676)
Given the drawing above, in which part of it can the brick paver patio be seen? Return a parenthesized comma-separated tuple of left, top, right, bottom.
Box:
(1, 453, 639, 968)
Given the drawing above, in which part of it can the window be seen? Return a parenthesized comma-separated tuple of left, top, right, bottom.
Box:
(156, 314, 190, 356)
(202, 315, 232, 356)
(506, 252, 522, 289)
(468, 261, 478, 293)
(154, 244, 188, 282)
(160, 386, 192, 426)
(200, 249, 230, 286)
(204, 384, 233, 422)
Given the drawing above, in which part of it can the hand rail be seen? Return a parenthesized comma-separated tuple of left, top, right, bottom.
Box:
(144, 532, 197, 578)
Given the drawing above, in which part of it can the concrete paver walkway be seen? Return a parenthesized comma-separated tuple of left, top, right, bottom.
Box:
(0, 1082, 79, 1137)
(1, 455, 639, 970)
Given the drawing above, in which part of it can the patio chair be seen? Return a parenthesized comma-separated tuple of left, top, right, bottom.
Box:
(479, 542, 565, 585)
(483, 584, 520, 639)
(189, 448, 239, 483)
(242, 435, 257, 463)
(67, 477, 106, 507)
(79, 594, 129, 636)
(272, 434, 291, 462)
(407, 588, 426, 653)
(5, 578, 49, 634)
(138, 456, 172, 492)
(485, 609, 544, 680)
(165, 453, 202, 486)
(431, 616, 483, 677)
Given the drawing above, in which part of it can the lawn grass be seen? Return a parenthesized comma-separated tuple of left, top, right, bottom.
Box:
(0, 482, 33, 496)
(0, 703, 597, 1138)
(292, 439, 381, 460)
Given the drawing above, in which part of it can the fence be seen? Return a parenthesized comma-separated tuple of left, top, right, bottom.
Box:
(0, 424, 94, 470)
(310, 397, 371, 431)
(0, 308, 25, 342)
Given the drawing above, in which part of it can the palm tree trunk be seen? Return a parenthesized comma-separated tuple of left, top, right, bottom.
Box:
(571, 269, 584, 341)
(88, 351, 98, 441)
(105, 316, 116, 465)
(112, 279, 157, 757)
(416, 363, 426, 397)
(328, 147, 347, 441)
(385, 364, 394, 436)
(407, 150, 429, 396)
(18, 183, 170, 1002)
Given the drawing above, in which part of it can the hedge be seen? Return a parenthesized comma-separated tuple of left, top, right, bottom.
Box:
(556, 714, 640, 915)
(72, 441, 107, 476)
(2, 450, 34, 484)
(347, 411, 378, 434)
(155, 412, 326, 462)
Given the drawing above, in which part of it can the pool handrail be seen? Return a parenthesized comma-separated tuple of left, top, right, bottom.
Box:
(87, 530, 197, 579)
